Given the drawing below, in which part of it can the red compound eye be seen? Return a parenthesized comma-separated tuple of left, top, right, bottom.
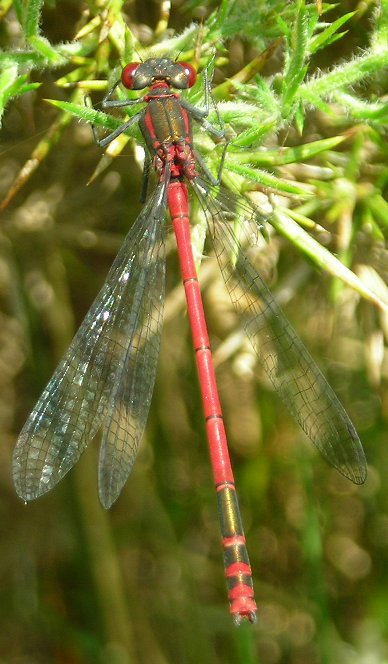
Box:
(178, 62, 197, 88)
(121, 62, 141, 89)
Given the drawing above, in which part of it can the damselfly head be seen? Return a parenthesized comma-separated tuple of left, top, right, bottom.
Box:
(121, 58, 197, 91)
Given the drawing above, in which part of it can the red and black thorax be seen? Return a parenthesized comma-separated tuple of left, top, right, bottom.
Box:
(139, 83, 196, 179)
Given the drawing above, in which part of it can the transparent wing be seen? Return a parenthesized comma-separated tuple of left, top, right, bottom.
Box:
(98, 188, 166, 508)
(192, 177, 367, 484)
(13, 180, 167, 504)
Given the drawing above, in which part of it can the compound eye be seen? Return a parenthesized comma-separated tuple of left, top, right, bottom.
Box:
(121, 62, 141, 89)
(177, 62, 197, 88)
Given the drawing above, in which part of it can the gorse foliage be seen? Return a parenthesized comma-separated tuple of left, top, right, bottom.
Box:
(1, 1, 387, 307)
(1, 0, 387, 124)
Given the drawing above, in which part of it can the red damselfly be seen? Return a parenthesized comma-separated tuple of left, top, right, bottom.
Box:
(13, 57, 367, 623)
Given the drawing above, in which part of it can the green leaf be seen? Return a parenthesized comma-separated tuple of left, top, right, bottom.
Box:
(228, 136, 346, 166)
(23, 0, 44, 39)
(299, 51, 388, 104)
(0, 51, 46, 67)
(56, 66, 96, 88)
(0, 67, 40, 124)
(295, 100, 305, 134)
(225, 162, 311, 196)
(227, 120, 278, 148)
(272, 208, 388, 310)
(333, 92, 388, 122)
(28, 36, 69, 64)
(46, 99, 125, 132)
(369, 194, 388, 229)
(281, 5, 310, 115)
(309, 12, 355, 54)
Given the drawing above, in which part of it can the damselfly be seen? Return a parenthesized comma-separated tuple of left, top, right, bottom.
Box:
(13, 57, 367, 623)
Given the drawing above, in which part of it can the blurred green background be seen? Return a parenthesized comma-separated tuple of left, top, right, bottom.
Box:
(0, 0, 387, 662)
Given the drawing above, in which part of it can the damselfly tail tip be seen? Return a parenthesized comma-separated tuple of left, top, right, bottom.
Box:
(231, 599, 258, 626)
(232, 610, 257, 626)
